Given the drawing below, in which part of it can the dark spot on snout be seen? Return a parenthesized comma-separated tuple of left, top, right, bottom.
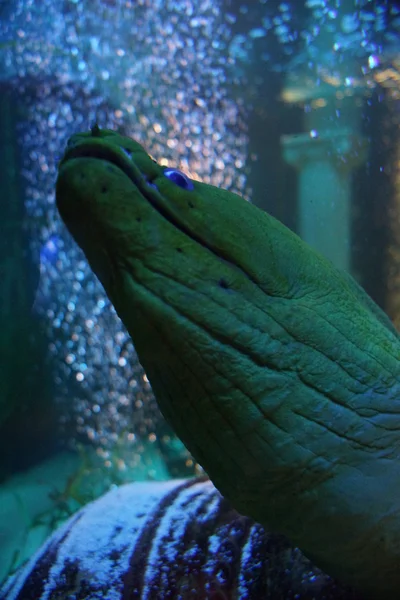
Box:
(218, 278, 229, 289)
(176, 248, 183, 253)
(188, 200, 195, 208)
(101, 185, 108, 194)
(136, 217, 142, 222)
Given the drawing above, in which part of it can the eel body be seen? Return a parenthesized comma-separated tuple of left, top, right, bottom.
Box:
(56, 126, 400, 597)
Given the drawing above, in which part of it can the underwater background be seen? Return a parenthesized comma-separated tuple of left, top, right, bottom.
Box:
(1, 0, 400, 597)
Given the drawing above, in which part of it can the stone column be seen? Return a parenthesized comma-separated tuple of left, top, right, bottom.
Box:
(282, 128, 368, 271)
(383, 93, 400, 328)
(0, 85, 55, 478)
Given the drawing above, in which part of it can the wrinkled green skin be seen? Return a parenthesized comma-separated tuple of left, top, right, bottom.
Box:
(57, 127, 400, 598)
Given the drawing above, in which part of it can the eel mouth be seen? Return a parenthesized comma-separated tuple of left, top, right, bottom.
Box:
(58, 139, 185, 236)
(59, 140, 159, 192)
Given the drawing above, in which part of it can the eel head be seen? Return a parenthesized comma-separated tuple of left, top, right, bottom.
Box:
(56, 126, 400, 597)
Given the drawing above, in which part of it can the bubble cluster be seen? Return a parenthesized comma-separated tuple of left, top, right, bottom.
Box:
(228, 1, 400, 75)
(3, 0, 249, 476)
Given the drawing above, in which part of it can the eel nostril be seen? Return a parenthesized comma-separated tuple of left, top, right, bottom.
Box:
(91, 123, 101, 137)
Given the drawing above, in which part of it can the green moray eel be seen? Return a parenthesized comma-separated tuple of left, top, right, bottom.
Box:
(56, 126, 400, 598)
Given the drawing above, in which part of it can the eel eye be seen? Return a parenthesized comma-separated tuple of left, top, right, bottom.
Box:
(164, 168, 194, 191)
